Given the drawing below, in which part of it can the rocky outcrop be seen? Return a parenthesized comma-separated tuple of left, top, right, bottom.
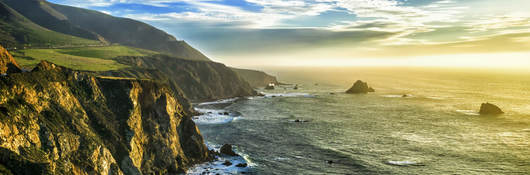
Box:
(346, 80, 375, 94)
(0, 58, 210, 174)
(479, 103, 504, 115)
(220, 144, 238, 157)
(99, 55, 257, 101)
(231, 68, 279, 88)
(0, 45, 21, 74)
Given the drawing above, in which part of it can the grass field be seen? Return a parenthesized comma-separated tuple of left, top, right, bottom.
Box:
(12, 45, 158, 71)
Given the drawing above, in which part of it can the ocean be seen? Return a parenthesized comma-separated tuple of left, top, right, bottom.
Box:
(187, 67, 530, 174)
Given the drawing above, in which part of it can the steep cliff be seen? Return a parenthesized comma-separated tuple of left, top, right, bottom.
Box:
(231, 68, 279, 88)
(100, 55, 257, 101)
(0, 48, 210, 174)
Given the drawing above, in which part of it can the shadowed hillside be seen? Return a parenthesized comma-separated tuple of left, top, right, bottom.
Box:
(0, 2, 101, 48)
(100, 55, 257, 101)
(1, 0, 103, 42)
(232, 68, 279, 88)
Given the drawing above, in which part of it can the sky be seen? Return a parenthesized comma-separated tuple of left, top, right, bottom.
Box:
(48, 0, 530, 68)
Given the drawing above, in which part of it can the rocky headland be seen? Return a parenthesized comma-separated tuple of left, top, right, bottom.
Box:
(0, 46, 211, 174)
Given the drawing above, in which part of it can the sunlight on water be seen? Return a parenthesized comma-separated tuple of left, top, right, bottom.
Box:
(192, 67, 530, 174)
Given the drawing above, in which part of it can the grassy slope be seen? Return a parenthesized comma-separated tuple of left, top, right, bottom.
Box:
(12, 45, 157, 71)
(0, 2, 101, 48)
(0, 0, 101, 41)
(48, 2, 211, 61)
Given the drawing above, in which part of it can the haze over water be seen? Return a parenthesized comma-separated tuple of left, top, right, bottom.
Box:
(193, 67, 530, 174)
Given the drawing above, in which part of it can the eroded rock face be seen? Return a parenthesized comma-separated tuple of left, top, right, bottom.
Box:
(0, 59, 209, 174)
(346, 80, 375, 94)
(479, 103, 504, 115)
(0, 45, 21, 74)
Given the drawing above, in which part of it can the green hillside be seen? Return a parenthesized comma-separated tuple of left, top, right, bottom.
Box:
(0, 2, 101, 49)
(11, 45, 156, 71)
(0, 0, 102, 41)
(49, 2, 211, 61)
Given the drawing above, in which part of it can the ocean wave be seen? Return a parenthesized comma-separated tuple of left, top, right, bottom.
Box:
(198, 98, 239, 106)
(193, 108, 240, 125)
(456, 110, 480, 116)
(382, 94, 414, 98)
(386, 160, 423, 166)
(260, 92, 315, 98)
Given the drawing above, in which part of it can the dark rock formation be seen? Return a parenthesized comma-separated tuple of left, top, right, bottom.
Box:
(231, 68, 279, 88)
(0, 45, 21, 74)
(220, 144, 238, 156)
(235, 163, 248, 167)
(222, 160, 232, 166)
(479, 103, 504, 115)
(0, 56, 210, 174)
(346, 80, 375, 94)
(265, 83, 275, 90)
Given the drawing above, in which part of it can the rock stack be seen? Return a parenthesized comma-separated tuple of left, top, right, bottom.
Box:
(346, 80, 375, 94)
(479, 103, 504, 115)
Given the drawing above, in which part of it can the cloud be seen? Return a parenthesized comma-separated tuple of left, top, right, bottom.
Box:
(49, 0, 530, 66)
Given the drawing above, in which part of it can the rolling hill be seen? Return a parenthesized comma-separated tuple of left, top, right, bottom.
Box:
(1, 0, 211, 61)
(0, 2, 102, 49)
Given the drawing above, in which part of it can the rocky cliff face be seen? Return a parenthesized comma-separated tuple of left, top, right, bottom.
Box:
(0, 45, 21, 74)
(0, 48, 210, 174)
(100, 55, 257, 101)
(231, 68, 278, 88)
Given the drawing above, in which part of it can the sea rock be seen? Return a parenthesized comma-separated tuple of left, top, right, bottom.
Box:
(0, 45, 21, 74)
(479, 103, 504, 115)
(222, 160, 232, 166)
(220, 144, 239, 156)
(235, 163, 248, 167)
(346, 80, 375, 94)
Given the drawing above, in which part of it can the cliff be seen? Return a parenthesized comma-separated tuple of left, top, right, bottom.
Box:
(231, 68, 279, 88)
(0, 48, 210, 174)
(100, 55, 257, 101)
(0, 45, 21, 74)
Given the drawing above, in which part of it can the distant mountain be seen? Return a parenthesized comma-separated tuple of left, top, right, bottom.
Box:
(0, 2, 101, 48)
(1, 0, 211, 61)
(232, 68, 279, 88)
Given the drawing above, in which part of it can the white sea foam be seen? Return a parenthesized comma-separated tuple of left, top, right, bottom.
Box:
(193, 108, 240, 125)
(386, 160, 420, 166)
(425, 96, 448, 100)
(456, 110, 480, 116)
(382, 94, 414, 98)
(261, 92, 314, 98)
(198, 97, 239, 106)
(186, 144, 252, 175)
